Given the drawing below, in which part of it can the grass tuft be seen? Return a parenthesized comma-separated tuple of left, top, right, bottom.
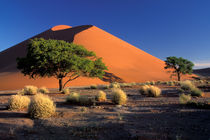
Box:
(8, 95, 30, 110)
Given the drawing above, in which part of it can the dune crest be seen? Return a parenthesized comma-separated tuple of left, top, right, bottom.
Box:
(51, 25, 72, 31)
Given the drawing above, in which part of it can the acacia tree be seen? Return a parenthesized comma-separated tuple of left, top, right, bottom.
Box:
(17, 38, 108, 91)
(164, 56, 194, 81)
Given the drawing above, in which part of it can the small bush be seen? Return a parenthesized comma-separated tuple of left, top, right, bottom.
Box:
(23, 85, 38, 95)
(62, 88, 70, 94)
(150, 81, 155, 85)
(110, 82, 121, 89)
(190, 88, 202, 97)
(148, 86, 161, 97)
(139, 85, 150, 95)
(8, 95, 30, 110)
(38, 87, 49, 94)
(79, 95, 94, 106)
(66, 92, 80, 104)
(28, 94, 56, 118)
(145, 81, 150, 85)
(111, 88, 127, 105)
(168, 81, 174, 86)
(95, 90, 107, 102)
(90, 85, 97, 89)
(179, 94, 191, 104)
(180, 80, 195, 91)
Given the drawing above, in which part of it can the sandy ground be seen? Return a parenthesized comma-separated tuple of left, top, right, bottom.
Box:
(0, 85, 209, 140)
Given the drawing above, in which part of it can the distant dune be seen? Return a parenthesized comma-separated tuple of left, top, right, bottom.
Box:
(0, 25, 180, 90)
(193, 68, 210, 77)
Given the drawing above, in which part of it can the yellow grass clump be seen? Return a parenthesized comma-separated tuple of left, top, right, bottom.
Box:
(66, 92, 80, 104)
(38, 87, 49, 94)
(179, 94, 191, 104)
(95, 90, 107, 102)
(139, 85, 150, 95)
(8, 95, 30, 110)
(180, 80, 195, 91)
(62, 88, 70, 94)
(148, 86, 161, 97)
(111, 88, 127, 105)
(23, 85, 38, 95)
(110, 82, 121, 89)
(28, 94, 56, 118)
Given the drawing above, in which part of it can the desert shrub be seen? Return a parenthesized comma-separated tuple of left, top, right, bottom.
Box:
(180, 80, 195, 91)
(28, 94, 56, 118)
(66, 92, 80, 104)
(90, 84, 97, 89)
(110, 82, 121, 89)
(8, 95, 30, 110)
(17, 89, 25, 95)
(79, 95, 94, 106)
(150, 81, 155, 85)
(95, 90, 107, 102)
(145, 81, 150, 85)
(139, 85, 150, 95)
(179, 94, 191, 104)
(97, 85, 109, 89)
(38, 87, 49, 94)
(111, 88, 127, 105)
(168, 81, 174, 86)
(23, 85, 38, 95)
(190, 88, 202, 97)
(62, 88, 70, 94)
(148, 86, 161, 97)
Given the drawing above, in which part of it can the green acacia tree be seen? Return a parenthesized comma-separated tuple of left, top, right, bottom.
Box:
(164, 56, 194, 81)
(17, 38, 108, 91)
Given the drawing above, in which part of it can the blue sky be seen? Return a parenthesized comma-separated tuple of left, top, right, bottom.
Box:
(0, 0, 210, 69)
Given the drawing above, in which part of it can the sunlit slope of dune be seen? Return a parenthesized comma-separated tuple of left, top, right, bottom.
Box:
(0, 25, 172, 90)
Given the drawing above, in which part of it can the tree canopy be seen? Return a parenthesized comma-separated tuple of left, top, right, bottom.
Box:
(17, 38, 108, 91)
(164, 56, 194, 81)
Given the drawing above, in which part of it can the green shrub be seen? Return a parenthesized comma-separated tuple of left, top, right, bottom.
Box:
(150, 81, 155, 85)
(148, 86, 161, 97)
(111, 88, 127, 105)
(28, 94, 56, 118)
(179, 94, 191, 104)
(190, 88, 202, 97)
(38, 87, 49, 94)
(23, 85, 38, 95)
(8, 95, 30, 110)
(66, 92, 80, 104)
(62, 88, 70, 94)
(139, 85, 150, 95)
(95, 90, 107, 102)
(79, 95, 94, 106)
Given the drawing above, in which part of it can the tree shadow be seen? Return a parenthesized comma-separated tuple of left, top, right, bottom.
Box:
(102, 71, 125, 83)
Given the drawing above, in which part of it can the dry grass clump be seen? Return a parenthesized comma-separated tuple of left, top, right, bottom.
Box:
(8, 95, 30, 110)
(111, 88, 127, 105)
(62, 88, 70, 94)
(180, 80, 202, 97)
(179, 94, 191, 104)
(180, 80, 195, 91)
(190, 88, 202, 97)
(17, 89, 25, 95)
(168, 81, 175, 86)
(38, 87, 49, 94)
(148, 86, 161, 97)
(150, 81, 155, 85)
(28, 94, 56, 118)
(66, 92, 80, 104)
(139, 85, 150, 95)
(110, 82, 121, 89)
(79, 96, 94, 106)
(23, 85, 38, 95)
(95, 90, 107, 102)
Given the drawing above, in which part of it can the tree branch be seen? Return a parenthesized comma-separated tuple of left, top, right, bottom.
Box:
(63, 75, 80, 89)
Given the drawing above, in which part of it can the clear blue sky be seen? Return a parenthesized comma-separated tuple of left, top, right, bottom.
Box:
(0, 0, 210, 69)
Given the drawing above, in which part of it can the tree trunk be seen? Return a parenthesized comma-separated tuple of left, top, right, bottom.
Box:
(59, 78, 63, 91)
(177, 72, 181, 81)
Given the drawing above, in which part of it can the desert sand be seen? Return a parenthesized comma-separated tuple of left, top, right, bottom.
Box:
(0, 25, 180, 90)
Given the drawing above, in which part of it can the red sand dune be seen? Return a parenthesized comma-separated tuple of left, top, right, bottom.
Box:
(0, 25, 183, 90)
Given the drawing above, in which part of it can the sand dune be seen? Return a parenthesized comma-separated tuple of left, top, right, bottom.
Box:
(0, 25, 176, 90)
